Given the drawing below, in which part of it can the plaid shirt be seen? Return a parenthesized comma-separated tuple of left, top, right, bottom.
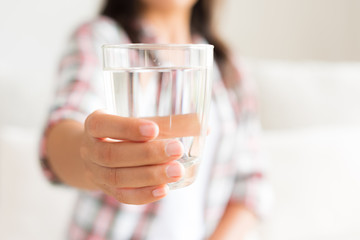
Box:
(40, 16, 271, 240)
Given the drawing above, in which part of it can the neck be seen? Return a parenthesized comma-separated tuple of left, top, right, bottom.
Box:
(141, 7, 192, 44)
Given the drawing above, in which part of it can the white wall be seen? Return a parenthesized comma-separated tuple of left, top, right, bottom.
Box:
(220, 0, 360, 61)
(0, 0, 101, 128)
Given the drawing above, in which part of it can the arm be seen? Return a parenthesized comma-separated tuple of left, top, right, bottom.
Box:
(46, 120, 95, 190)
(209, 202, 257, 240)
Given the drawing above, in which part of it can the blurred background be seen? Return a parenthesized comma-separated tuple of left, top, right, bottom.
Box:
(1, 0, 360, 239)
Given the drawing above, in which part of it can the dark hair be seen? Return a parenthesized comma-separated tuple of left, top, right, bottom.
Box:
(102, 0, 239, 87)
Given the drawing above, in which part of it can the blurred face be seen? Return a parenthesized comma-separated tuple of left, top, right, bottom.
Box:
(141, 0, 198, 11)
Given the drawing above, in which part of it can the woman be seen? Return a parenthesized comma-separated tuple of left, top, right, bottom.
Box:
(41, 0, 270, 239)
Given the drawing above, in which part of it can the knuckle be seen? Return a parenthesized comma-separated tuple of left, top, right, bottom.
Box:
(123, 124, 133, 138)
(83, 159, 91, 172)
(141, 143, 153, 160)
(79, 146, 88, 159)
(145, 167, 163, 185)
(140, 141, 168, 165)
(105, 168, 118, 186)
(114, 189, 126, 203)
(102, 144, 113, 163)
(80, 135, 97, 161)
(85, 112, 100, 136)
(95, 143, 113, 165)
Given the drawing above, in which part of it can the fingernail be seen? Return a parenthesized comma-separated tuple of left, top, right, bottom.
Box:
(139, 123, 158, 137)
(166, 162, 184, 178)
(152, 185, 169, 198)
(165, 140, 184, 157)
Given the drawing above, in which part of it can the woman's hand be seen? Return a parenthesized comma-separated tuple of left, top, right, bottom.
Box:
(81, 110, 185, 205)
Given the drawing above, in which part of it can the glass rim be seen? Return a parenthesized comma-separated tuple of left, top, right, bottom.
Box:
(102, 43, 214, 50)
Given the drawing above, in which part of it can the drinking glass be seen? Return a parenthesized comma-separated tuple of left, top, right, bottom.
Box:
(102, 44, 213, 189)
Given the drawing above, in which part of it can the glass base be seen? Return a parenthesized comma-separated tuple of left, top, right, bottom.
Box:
(168, 157, 200, 190)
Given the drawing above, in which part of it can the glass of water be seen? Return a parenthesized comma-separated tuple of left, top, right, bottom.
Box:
(102, 44, 213, 189)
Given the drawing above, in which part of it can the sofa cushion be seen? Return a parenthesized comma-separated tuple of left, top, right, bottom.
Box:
(0, 126, 76, 240)
(247, 61, 360, 130)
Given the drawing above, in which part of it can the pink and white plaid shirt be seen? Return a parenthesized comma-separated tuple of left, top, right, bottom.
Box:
(40, 16, 271, 240)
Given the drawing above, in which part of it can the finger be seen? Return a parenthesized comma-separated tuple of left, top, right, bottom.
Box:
(85, 110, 159, 141)
(94, 182, 169, 205)
(86, 160, 184, 188)
(145, 113, 201, 139)
(86, 138, 183, 167)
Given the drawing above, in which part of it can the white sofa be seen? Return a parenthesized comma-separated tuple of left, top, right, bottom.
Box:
(250, 60, 360, 240)
(1, 60, 360, 240)
(0, 127, 77, 240)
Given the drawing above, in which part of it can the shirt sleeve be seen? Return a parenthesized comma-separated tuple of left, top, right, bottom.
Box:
(39, 18, 129, 184)
(229, 60, 273, 219)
